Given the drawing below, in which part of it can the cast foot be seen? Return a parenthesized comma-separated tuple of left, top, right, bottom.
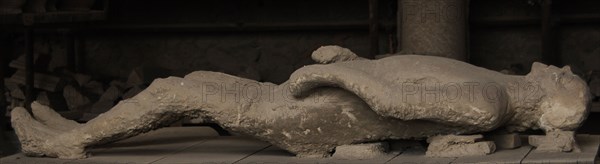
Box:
(31, 101, 81, 132)
(11, 107, 87, 159)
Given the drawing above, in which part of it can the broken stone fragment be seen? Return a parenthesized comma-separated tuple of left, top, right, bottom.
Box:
(9, 86, 25, 100)
(71, 73, 91, 87)
(487, 133, 521, 149)
(9, 70, 62, 92)
(122, 85, 143, 100)
(332, 142, 389, 160)
(529, 131, 579, 152)
(427, 134, 484, 144)
(4, 78, 20, 91)
(126, 69, 145, 88)
(63, 85, 91, 111)
(109, 80, 127, 90)
(311, 45, 363, 64)
(89, 86, 121, 114)
(83, 81, 104, 96)
(426, 135, 496, 157)
(98, 86, 121, 102)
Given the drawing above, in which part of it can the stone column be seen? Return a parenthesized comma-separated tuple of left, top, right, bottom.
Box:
(398, 0, 468, 61)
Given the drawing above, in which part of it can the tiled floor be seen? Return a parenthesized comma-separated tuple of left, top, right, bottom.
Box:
(1, 127, 598, 164)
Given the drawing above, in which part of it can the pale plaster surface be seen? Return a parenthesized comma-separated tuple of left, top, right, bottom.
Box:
(11, 45, 592, 159)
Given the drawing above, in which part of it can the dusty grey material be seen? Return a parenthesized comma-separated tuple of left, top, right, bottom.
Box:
(426, 135, 496, 157)
(332, 142, 389, 160)
(428, 141, 495, 158)
(522, 135, 599, 164)
(487, 133, 521, 149)
(529, 131, 580, 152)
(289, 58, 590, 133)
(10, 46, 592, 159)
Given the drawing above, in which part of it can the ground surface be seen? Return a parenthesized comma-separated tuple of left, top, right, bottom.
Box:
(0, 127, 598, 164)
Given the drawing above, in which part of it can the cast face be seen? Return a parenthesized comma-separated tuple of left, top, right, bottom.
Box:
(537, 65, 591, 131)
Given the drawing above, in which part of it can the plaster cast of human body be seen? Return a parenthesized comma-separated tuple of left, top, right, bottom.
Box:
(11, 46, 591, 159)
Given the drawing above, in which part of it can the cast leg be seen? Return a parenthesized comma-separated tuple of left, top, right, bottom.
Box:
(11, 72, 250, 159)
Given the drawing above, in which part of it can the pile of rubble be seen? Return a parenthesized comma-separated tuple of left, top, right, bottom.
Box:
(4, 55, 146, 122)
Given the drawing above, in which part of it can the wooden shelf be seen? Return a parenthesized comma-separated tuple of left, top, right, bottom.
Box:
(1, 127, 598, 163)
(0, 10, 106, 26)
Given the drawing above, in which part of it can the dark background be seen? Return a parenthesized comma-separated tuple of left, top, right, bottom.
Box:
(1, 0, 599, 157)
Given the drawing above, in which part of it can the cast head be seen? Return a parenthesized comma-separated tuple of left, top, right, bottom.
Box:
(526, 62, 591, 131)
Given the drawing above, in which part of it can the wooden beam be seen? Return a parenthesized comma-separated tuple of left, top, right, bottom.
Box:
(21, 11, 107, 26)
(75, 35, 85, 73)
(24, 28, 34, 111)
(369, 0, 380, 58)
(560, 14, 600, 25)
(77, 21, 397, 34)
(0, 33, 6, 138)
(541, 0, 559, 66)
(470, 14, 600, 28)
(397, 0, 402, 53)
(65, 32, 76, 71)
